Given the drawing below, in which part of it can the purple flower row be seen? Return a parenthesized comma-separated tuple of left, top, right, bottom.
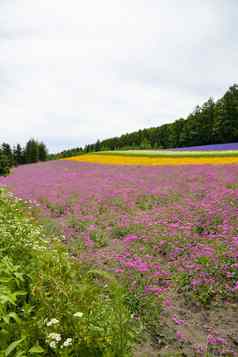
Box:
(175, 142, 238, 151)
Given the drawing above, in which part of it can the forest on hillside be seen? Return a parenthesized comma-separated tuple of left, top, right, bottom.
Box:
(53, 84, 238, 158)
(2, 84, 238, 167)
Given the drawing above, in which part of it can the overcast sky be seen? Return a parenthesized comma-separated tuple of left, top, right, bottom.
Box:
(1, 0, 238, 153)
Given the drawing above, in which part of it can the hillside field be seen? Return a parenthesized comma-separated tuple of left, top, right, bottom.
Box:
(1, 154, 238, 356)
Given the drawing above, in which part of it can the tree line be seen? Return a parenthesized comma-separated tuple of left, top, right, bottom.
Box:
(51, 83, 238, 158)
(3, 83, 237, 166)
(0, 139, 48, 176)
(48, 146, 84, 160)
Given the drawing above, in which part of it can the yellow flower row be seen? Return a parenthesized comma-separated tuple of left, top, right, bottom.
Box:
(64, 154, 238, 166)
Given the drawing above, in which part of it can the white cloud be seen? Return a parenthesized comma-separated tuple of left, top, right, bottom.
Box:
(0, 0, 238, 152)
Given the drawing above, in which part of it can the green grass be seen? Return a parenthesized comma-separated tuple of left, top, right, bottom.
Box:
(0, 189, 138, 356)
(92, 149, 238, 158)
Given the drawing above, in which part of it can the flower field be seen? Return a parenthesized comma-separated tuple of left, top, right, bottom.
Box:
(65, 153, 238, 165)
(1, 158, 238, 355)
(174, 142, 238, 151)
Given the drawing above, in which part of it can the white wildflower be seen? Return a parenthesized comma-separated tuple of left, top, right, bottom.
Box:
(73, 311, 83, 318)
(49, 341, 57, 349)
(46, 318, 60, 326)
(48, 332, 62, 342)
(63, 338, 73, 347)
(55, 334, 62, 342)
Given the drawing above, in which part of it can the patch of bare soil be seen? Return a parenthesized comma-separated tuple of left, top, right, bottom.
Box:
(134, 293, 238, 356)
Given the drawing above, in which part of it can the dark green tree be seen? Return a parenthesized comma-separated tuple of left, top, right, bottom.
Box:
(24, 139, 39, 163)
(38, 142, 48, 161)
(0, 151, 10, 176)
(1, 143, 13, 166)
(13, 144, 24, 165)
(95, 140, 101, 152)
(213, 85, 238, 143)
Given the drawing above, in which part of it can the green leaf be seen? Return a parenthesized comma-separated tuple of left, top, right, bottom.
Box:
(7, 312, 21, 324)
(29, 345, 44, 354)
(0, 293, 16, 305)
(14, 290, 27, 297)
(15, 352, 27, 357)
(0, 277, 12, 283)
(5, 338, 25, 356)
(2, 315, 10, 324)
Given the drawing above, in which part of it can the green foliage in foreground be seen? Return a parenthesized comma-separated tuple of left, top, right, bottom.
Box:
(0, 189, 137, 356)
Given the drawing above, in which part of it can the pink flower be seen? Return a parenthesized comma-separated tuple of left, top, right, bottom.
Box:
(233, 281, 238, 291)
(232, 237, 238, 245)
(172, 315, 185, 325)
(144, 286, 166, 295)
(124, 257, 150, 272)
(191, 278, 202, 288)
(123, 234, 139, 243)
(208, 335, 225, 345)
(164, 298, 173, 308)
(176, 331, 185, 341)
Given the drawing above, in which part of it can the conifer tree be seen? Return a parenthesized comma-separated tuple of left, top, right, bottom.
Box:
(0, 150, 10, 176)
(24, 139, 39, 163)
(38, 142, 48, 161)
(13, 144, 24, 165)
(1, 143, 13, 166)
